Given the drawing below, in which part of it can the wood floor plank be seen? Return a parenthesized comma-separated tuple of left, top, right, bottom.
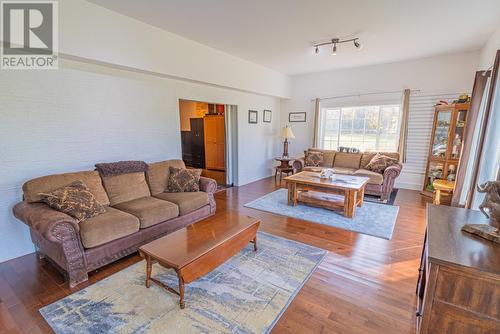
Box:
(0, 177, 427, 333)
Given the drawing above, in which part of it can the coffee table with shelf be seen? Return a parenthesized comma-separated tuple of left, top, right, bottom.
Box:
(284, 171, 369, 218)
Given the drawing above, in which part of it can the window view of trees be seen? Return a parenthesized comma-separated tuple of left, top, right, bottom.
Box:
(320, 104, 401, 152)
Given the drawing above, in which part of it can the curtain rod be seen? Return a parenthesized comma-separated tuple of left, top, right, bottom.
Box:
(311, 89, 421, 102)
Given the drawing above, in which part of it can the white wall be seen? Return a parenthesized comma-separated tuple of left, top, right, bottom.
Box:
(281, 51, 479, 189)
(58, 0, 290, 98)
(479, 25, 500, 69)
(0, 58, 281, 263)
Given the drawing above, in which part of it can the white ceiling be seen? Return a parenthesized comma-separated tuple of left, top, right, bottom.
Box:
(87, 0, 500, 75)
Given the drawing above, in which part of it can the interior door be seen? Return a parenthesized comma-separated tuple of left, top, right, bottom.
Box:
(204, 115, 225, 170)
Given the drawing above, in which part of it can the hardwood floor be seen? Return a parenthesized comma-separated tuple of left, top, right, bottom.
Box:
(0, 177, 428, 333)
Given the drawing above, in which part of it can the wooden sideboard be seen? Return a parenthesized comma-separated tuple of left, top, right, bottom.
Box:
(416, 205, 500, 333)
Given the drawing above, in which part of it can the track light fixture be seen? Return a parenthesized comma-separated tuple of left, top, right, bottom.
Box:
(331, 39, 338, 56)
(313, 37, 362, 55)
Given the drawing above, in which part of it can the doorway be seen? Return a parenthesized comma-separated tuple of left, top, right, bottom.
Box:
(179, 99, 237, 187)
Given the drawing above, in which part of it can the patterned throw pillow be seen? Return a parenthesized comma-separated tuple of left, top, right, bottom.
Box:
(167, 167, 202, 192)
(304, 151, 324, 167)
(365, 153, 399, 174)
(39, 181, 106, 222)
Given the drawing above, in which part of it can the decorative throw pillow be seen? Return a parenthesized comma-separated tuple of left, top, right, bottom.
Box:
(167, 167, 202, 192)
(365, 153, 399, 174)
(39, 181, 106, 222)
(304, 151, 324, 167)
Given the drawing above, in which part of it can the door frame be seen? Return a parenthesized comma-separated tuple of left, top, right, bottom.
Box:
(177, 98, 238, 186)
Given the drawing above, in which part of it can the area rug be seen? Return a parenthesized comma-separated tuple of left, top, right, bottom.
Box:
(244, 189, 399, 240)
(364, 188, 398, 205)
(40, 232, 326, 334)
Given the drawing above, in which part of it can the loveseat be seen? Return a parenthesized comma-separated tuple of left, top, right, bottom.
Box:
(13, 159, 216, 287)
(293, 149, 402, 202)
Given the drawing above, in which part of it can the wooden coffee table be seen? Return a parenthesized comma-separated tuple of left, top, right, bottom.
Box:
(139, 214, 260, 309)
(284, 171, 369, 218)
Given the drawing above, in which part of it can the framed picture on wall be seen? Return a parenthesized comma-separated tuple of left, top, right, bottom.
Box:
(263, 110, 272, 123)
(248, 110, 258, 123)
(289, 112, 306, 122)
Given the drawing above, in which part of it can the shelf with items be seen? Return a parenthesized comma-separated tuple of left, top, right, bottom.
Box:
(422, 102, 470, 198)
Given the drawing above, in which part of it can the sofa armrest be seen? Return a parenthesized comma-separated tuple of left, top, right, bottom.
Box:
(199, 176, 217, 194)
(199, 177, 217, 214)
(292, 158, 305, 172)
(383, 163, 403, 180)
(13, 201, 88, 287)
(379, 163, 403, 201)
(13, 201, 80, 243)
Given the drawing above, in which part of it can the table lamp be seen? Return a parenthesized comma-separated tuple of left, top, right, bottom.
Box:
(281, 126, 295, 158)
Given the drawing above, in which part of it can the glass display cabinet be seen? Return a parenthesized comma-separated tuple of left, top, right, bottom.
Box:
(422, 103, 470, 196)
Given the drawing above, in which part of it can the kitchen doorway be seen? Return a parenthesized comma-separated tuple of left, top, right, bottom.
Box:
(178, 99, 237, 188)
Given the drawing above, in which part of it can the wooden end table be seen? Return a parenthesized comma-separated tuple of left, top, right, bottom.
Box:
(284, 171, 369, 218)
(432, 180, 455, 205)
(139, 214, 260, 309)
(275, 157, 295, 181)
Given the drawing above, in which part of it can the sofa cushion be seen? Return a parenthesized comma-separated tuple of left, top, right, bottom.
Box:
(360, 152, 400, 169)
(334, 153, 362, 169)
(102, 172, 151, 206)
(353, 169, 384, 185)
(167, 167, 202, 192)
(146, 160, 186, 195)
(114, 196, 179, 228)
(79, 207, 140, 248)
(302, 166, 356, 175)
(307, 149, 335, 167)
(365, 153, 399, 174)
(154, 191, 209, 216)
(333, 167, 357, 175)
(39, 181, 106, 222)
(303, 166, 330, 172)
(23, 171, 110, 205)
(304, 151, 323, 167)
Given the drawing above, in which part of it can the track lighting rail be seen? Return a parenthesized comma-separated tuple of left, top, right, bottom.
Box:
(314, 37, 362, 55)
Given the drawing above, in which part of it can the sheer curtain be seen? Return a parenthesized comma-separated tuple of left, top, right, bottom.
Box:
(471, 69, 500, 209)
(312, 98, 321, 148)
(397, 89, 410, 163)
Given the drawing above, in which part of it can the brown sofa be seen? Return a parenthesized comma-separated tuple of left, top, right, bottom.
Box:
(13, 159, 217, 287)
(293, 149, 402, 202)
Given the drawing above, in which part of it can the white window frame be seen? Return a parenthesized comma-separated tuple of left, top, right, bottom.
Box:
(318, 102, 402, 152)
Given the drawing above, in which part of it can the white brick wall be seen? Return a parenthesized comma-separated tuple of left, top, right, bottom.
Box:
(0, 58, 282, 262)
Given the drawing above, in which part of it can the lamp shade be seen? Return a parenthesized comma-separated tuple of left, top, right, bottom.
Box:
(281, 126, 295, 139)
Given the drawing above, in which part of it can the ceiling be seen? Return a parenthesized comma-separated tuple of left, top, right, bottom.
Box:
(87, 0, 500, 75)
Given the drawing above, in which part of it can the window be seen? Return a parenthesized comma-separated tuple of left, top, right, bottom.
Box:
(319, 104, 401, 152)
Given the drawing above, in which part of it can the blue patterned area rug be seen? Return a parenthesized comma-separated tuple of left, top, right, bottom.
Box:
(40, 232, 326, 334)
(245, 189, 399, 240)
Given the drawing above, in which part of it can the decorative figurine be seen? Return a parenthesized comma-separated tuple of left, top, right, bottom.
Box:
(319, 168, 335, 179)
(462, 181, 500, 244)
(451, 134, 462, 159)
(447, 165, 456, 181)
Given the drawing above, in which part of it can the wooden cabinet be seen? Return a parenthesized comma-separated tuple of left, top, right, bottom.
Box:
(204, 115, 225, 170)
(181, 118, 205, 169)
(422, 103, 470, 196)
(416, 205, 500, 333)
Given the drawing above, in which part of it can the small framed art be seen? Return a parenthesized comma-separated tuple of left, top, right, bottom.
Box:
(263, 110, 272, 123)
(248, 110, 258, 123)
(289, 112, 306, 122)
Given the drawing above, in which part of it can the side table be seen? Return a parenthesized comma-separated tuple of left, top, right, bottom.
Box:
(274, 157, 295, 181)
(432, 180, 455, 205)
